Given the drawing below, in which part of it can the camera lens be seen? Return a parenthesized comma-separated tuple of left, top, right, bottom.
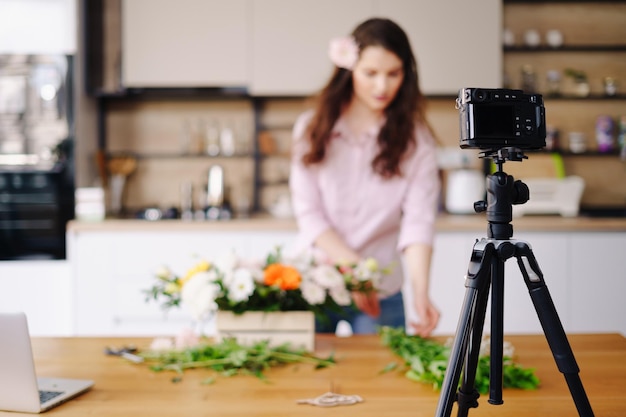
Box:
(473, 89, 486, 101)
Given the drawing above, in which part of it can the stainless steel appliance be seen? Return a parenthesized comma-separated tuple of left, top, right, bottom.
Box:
(0, 55, 74, 260)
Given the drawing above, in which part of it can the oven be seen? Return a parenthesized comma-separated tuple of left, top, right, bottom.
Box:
(0, 55, 74, 260)
(0, 163, 74, 260)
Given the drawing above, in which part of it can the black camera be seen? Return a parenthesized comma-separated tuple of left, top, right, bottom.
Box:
(457, 88, 546, 150)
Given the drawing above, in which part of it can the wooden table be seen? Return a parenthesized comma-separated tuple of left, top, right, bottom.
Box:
(3, 334, 625, 417)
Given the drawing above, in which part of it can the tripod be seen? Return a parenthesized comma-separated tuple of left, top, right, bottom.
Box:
(434, 148, 594, 417)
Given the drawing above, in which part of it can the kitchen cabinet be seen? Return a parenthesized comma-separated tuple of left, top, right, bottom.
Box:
(121, 0, 248, 87)
(376, 0, 502, 95)
(67, 223, 626, 337)
(249, 0, 502, 96)
(249, 0, 376, 96)
(568, 232, 626, 334)
(0, 260, 73, 336)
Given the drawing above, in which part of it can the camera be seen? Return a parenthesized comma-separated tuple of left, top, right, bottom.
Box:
(457, 88, 546, 150)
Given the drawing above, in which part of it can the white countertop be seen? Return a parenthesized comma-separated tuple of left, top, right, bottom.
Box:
(67, 214, 626, 233)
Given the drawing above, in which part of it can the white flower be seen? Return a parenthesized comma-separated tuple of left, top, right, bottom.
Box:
(226, 268, 255, 303)
(300, 279, 327, 305)
(150, 337, 174, 351)
(352, 258, 384, 289)
(328, 36, 359, 70)
(181, 272, 220, 320)
(155, 266, 173, 280)
(330, 285, 352, 306)
(284, 252, 314, 273)
(310, 264, 345, 289)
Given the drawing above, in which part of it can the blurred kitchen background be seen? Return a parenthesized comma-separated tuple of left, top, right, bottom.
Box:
(1, 0, 626, 259)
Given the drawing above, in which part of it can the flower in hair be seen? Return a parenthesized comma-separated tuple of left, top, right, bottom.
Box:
(328, 36, 359, 70)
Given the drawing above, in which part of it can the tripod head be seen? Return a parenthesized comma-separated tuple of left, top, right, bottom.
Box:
(473, 147, 529, 240)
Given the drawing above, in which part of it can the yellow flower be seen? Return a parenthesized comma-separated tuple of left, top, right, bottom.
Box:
(180, 261, 211, 286)
(364, 257, 379, 272)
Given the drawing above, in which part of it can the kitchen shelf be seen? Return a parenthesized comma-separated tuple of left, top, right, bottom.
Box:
(106, 152, 255, 160)
(94, 87, 249, 100)
(524, 149, 623, 157)
(544, 94, 626, 100)
(503, 0, 623, 3)
(504, 45, 626, 52)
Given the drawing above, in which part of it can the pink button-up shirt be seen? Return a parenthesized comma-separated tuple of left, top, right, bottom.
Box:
(289, 111, 441, 297)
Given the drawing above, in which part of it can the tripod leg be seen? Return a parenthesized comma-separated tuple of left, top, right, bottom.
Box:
(514, 242, 595, 417)
(435, 241, 495, 417)
(488, 256, 505, 405)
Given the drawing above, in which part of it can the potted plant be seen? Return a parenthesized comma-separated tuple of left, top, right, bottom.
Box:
(563, 68, 590, 97)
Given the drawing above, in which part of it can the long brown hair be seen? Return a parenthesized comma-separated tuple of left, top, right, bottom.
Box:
(302, 18, 431, 178)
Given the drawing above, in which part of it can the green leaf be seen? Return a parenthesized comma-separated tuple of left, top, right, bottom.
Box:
(132, 337, 333, 384)
(379, 326, 540, 394)
(380, 362, 398, 374)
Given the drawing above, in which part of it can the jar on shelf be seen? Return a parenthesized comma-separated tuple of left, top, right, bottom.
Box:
(568, 132, 587, 154)
(603, 77, 618, 97)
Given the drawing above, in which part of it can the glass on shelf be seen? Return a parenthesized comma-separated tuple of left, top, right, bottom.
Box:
(205, 118, 220, 156)
(179, 119, 193, 155)
(546, 70, 561, 97)
(520, 64, 537, 93)
(219, 121, 236, 157)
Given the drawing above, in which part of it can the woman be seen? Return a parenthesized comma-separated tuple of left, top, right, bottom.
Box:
(289, 18, 441, 336)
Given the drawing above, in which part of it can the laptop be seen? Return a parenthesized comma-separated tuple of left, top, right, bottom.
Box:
(0, 312, 93, 413)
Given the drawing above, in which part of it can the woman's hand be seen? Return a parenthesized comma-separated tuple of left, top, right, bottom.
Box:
(403, 243, 439, 337)
(409, 294, 440, 337)
(352, 290, 381, 318)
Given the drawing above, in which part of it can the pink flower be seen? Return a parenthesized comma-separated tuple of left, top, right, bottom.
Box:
(175, 327, 200, 349)
(328, 36, 359, 70)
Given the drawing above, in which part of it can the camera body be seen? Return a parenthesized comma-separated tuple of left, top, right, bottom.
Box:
(457, 88, 546, 150)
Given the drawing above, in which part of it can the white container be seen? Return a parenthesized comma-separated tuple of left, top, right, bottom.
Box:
(75, 187, 105, 221)
(445, 169, 485, 214)
(568, 132, 587, 153)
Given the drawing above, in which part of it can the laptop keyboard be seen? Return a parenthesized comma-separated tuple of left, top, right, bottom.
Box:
(39, 390, 64, 404)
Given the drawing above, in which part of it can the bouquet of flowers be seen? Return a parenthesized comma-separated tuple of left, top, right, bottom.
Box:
(145, 248, 390, 321)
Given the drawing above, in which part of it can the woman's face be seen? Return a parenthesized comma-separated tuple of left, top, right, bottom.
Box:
(351, 45, 404, 113)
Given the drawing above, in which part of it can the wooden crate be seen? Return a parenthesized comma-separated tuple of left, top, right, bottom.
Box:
(215, 311, 315, 351)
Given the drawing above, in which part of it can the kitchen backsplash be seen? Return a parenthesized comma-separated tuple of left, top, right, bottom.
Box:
(103, 96, 626, 216)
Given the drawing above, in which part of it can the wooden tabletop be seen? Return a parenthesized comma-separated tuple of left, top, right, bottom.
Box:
(4, 334, 625, 417)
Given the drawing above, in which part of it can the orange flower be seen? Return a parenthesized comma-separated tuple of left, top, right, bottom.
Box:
(264, 263, 302, 290)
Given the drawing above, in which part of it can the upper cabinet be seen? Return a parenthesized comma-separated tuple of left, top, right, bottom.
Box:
(121, 0, 248, 88)
(92, 0, 501, 95)
(377, 0, 502, 95)
(249, 0, 376, 96)
(249, 0, 502, 96)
